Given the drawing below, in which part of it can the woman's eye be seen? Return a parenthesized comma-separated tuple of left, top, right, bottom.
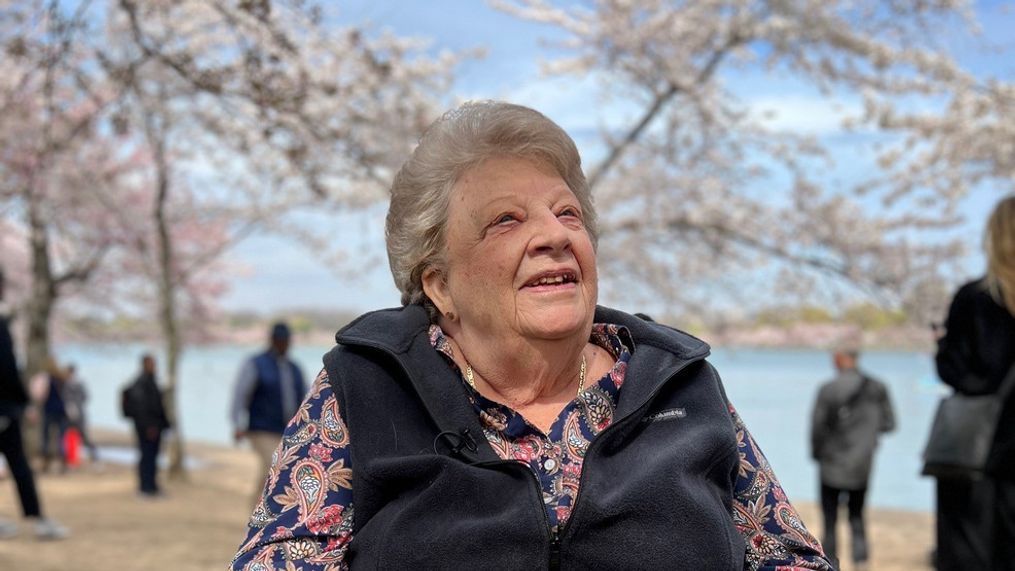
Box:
(496, 214, 517, 224)
(559, 207, 580, 218)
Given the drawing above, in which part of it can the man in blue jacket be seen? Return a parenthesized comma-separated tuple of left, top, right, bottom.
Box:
(230, 322, 305, 504)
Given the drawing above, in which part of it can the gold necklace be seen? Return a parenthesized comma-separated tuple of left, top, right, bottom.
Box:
(465, 353, 587, 398)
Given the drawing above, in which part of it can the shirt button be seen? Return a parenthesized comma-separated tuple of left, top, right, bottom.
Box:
(543, 459, 557, 471)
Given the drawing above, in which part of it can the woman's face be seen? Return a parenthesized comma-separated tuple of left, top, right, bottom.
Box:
(425, 155, 597, 343)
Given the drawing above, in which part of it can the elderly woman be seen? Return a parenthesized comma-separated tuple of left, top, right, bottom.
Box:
(230, 102, 832, 570)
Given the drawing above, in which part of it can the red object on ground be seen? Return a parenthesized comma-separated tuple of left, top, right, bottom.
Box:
(64, 427, 82, 467)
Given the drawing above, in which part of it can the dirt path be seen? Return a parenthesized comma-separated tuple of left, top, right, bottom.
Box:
(1, 432, 934, 571)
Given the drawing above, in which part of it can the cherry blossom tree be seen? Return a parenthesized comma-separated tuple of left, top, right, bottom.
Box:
(495, 0, 1011, 321)
(2, 0, 460, 474)
(871, 79, 1015, 201)
(0, 219, 29, 304)
(0, 0, 133, 375)
(94, 0, 458, 476)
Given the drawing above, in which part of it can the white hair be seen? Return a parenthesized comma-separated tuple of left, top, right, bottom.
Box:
(385, 101, 597, 318)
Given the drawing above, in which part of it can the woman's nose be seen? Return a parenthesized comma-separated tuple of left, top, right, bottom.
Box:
(529, 212, 571, 254)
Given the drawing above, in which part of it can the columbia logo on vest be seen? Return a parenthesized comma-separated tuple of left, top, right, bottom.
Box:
(642, 408, 687, 423)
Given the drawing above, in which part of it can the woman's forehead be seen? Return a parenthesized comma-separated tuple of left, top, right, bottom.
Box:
(453, 157, 572, 204)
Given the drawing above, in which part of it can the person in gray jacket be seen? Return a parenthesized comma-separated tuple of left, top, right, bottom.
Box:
(810, 348, 896, 569)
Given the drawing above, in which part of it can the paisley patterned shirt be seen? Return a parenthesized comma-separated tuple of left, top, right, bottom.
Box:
(230, 324, 832, 571)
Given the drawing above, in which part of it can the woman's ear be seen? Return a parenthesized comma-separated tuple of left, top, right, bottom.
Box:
(422, 267, 454, 318)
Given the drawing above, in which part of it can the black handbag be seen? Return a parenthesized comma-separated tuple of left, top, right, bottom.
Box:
(921, 363, 1015, 479)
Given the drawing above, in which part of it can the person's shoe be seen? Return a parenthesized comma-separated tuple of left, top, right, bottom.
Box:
(34, 518, 69, 540)
(0, 520, 18, 539)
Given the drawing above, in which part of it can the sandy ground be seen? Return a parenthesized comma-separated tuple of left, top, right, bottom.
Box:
(0, 431, 934, 571)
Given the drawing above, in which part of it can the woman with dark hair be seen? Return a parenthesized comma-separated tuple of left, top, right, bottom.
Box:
(935, 195, 1015, 570)
(230, 101, 833, 570)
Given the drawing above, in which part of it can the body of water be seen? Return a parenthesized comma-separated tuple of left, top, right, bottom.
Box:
(712, 348, 943, 514)
(59, 342, 943, 512)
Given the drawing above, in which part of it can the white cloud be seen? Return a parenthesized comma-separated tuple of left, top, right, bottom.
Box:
(745, 95, 862, 135)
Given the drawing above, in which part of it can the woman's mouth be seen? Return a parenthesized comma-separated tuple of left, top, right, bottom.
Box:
(522, 272, 578, 289)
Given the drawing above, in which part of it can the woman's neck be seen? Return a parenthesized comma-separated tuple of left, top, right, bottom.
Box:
(443, 323, 589, 409)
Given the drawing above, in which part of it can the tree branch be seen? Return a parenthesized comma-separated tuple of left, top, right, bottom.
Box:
(53, 244, 109, 288)
(587, 34, 743, 190)
(611, 214, 897, 301)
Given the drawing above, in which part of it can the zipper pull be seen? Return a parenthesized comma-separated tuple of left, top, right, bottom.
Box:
(549, 528, 561, 570)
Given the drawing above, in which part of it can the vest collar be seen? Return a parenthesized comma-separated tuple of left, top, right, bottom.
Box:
(590, 306, 712, 419)
(336, 304, 710, 358)
(335, 304, 432, 354)
(334, 304, 712, 454)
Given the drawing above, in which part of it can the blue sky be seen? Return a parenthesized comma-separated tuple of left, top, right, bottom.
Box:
(221, 1, 1015, 316)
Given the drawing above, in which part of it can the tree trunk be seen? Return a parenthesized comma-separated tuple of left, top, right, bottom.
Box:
(25, 182, 56, 380)
(147, 116, 188, 480)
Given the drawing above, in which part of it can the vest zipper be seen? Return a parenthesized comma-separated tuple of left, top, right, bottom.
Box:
(473, 459, 559, 568)
(555, 356, 706, 546)
(343, 337, 575, 566)
(549, 527, 561, 570)
(453, 357, 706, 568)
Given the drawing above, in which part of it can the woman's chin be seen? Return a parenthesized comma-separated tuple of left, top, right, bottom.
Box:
(517, 309, 590, 341)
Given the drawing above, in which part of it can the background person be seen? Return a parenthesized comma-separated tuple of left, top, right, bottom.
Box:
(811, 347, 896, 569)
(64, 364, 98, 462)
(123, 354, 170, 497)
(230, 101, 834, 569)
(0, 267, 68, 540)
(33, 357, 69, 474)
(935, 194, 1015, 571)
(229, 322, 305, 504)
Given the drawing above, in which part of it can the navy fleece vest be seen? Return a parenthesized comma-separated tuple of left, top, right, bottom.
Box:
(325, 305, 745, 569)
(248, 352, 304, 434)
